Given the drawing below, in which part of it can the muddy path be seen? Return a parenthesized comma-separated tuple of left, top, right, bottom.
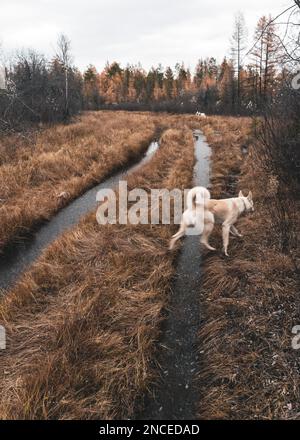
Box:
(138, 130, 211, 420)
(0, 141, 159, 291)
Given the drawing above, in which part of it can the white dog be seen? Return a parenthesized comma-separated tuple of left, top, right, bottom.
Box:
(169, 186, 254, 256)
(196, 111, 207, 118)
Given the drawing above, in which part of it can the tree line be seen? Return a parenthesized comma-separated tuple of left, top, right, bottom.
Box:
(0, 8, 298, 132)
(83, 12, 294, 115)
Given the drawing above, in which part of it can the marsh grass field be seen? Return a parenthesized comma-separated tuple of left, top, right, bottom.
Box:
(0, 112, 160, 250)
(198, 118, 300, 419)
(0, 111, 299, 420)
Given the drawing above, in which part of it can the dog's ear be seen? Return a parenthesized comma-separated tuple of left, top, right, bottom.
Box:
(248, 191, 253, 201)
(239, 190, 244, 198)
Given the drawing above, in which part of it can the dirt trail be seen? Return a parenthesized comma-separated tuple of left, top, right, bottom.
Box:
(0, 142, 159, 291)
(139, 130, 211, 420)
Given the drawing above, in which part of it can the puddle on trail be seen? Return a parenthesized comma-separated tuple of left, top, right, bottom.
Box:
(146, 141, 159, 156)
(139, 130, 211, 420)
(0, 141, 159, 291)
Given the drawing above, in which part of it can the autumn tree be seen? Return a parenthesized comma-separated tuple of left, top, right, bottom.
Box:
(250, 15, 280, 105)
(99, 62, 123, 103)
(163, 66, 175, 99)
(194, 59, 205, 88)
(175, 63, 188, 96)
(83, 65, 102, 109)
(218, 57, 235, 112)
(133, 67, 146, 103)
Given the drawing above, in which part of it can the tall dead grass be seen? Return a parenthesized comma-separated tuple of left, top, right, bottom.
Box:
(197, 116, 300, 419)
(2, 112, 295, 420)
(0, 111, 159, 251)
(0, 125, 195, 419)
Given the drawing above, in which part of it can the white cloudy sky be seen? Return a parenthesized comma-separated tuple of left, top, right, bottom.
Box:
(0, 0, 294, 72)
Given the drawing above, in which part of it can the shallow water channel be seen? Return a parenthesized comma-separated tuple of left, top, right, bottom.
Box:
(0, 141, 159, 291)
(139, 130, 211, 420)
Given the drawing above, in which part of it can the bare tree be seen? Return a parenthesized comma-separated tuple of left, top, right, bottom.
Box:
(0, 41, 6, 90)
(250, 16, 281, 104)
(56, 34, 73, 119)
(231, 12, 247, 111)
(245, 2, 299, 65)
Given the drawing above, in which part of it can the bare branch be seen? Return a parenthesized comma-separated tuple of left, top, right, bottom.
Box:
(56, 34, 73, 68)
(244, 3, 298, 59)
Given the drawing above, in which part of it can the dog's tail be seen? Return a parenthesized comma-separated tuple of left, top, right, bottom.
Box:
(186, 186, 210, 211)
(185, 187, 211, 235)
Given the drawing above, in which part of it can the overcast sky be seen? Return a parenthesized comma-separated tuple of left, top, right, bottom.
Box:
(0, 0, 293, 72)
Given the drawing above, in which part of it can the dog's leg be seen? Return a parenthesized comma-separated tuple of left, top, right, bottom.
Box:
(200, 221, 216, 251)
(169, 222, 186, 250)
(230, 225, 243, 237)
(222, 223, 231, 256)
(230, 226, 238, 236)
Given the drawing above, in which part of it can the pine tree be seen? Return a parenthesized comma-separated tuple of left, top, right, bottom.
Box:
(83, 65, 101, 109)
(219, 57, 235, 113)
(194, 59, 204, 88)
(164, 66, 175, 100)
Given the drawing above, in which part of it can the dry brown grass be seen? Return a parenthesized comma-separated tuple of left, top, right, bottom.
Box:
(197, 116, 300, 420)
(0, 111, 160, 251)
(1, 111, 296, 420)
(0, 123, 195, 419)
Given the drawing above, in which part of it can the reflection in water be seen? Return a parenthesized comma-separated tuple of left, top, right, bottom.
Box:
(146, 141, 159, 156)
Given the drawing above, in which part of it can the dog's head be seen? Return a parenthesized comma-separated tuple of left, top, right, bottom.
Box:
(239, 190, 254, 212)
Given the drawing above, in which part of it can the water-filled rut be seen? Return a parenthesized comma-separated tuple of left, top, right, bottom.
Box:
(0, 130, 212, 421)
(0, 142, 159, 291)
(139, 130, 211, 420)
